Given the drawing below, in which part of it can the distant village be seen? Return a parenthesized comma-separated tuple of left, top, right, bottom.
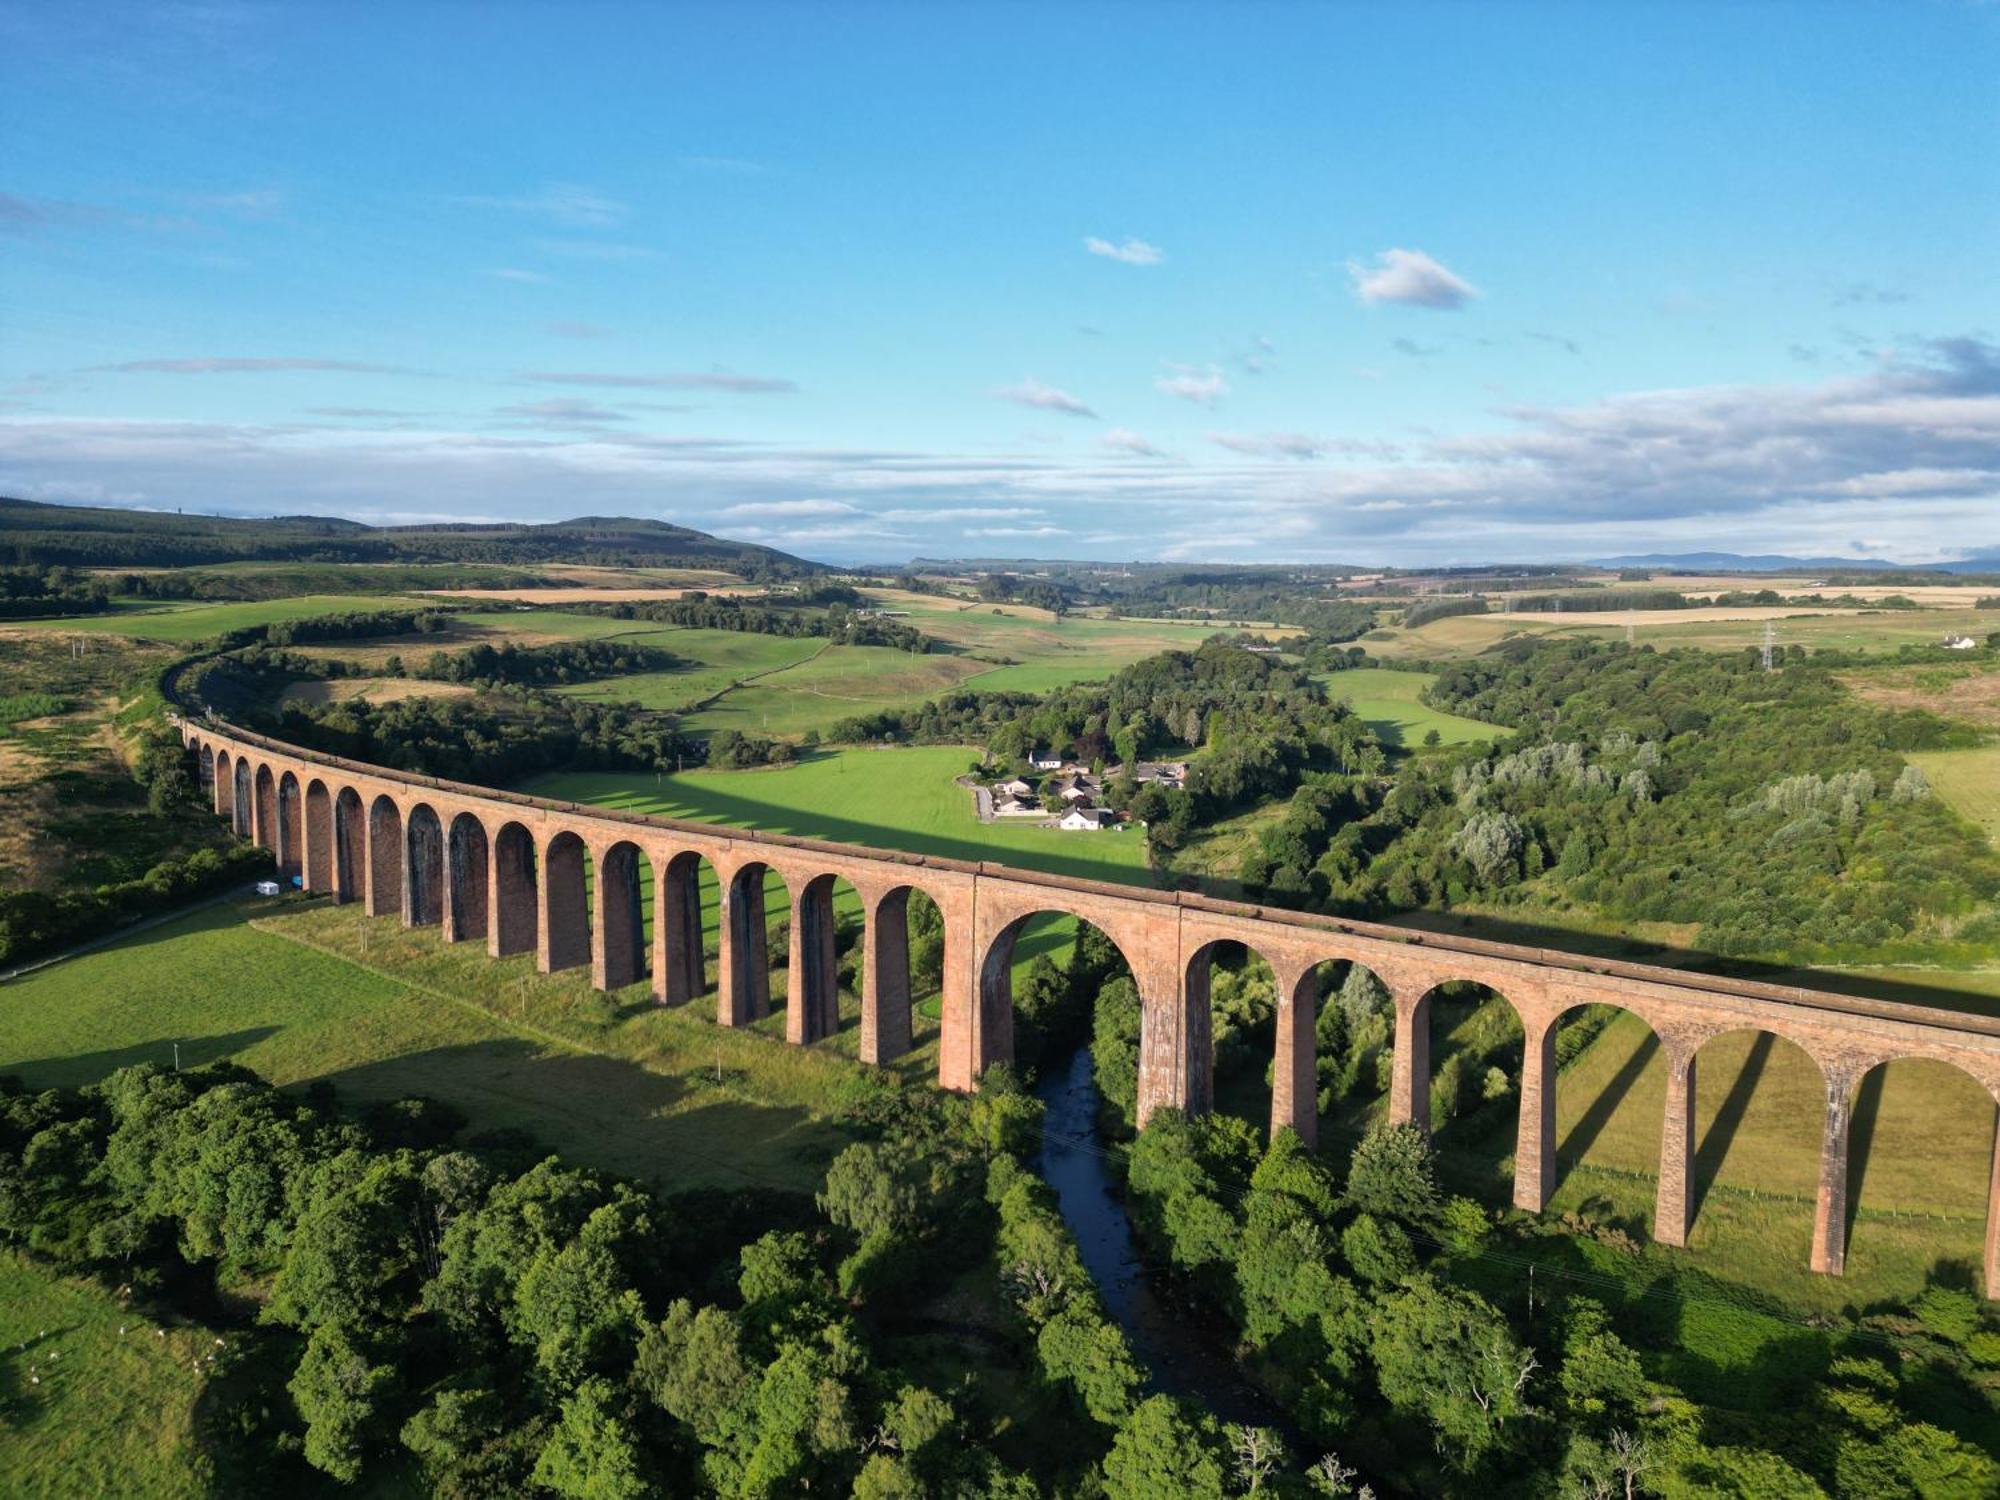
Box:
(969, 757, 1188, 831)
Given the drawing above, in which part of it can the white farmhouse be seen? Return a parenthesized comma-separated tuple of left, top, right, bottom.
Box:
(1059, 806, 1112, 831)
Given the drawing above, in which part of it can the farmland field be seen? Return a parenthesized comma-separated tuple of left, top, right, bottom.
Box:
(1316, 666, 1501, 746)
(4, 594, 433, 642)
(0, 1254, 213, 1499)
(0, 899, 872, 1192)
(526, 746, 1154, 885)
(1909, 745, 2000, 847)
(1367, 604, 2000, 660)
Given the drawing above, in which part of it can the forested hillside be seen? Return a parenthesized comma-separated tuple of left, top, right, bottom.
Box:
(0, 497, 818, 576)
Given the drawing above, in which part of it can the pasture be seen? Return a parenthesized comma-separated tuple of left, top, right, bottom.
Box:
(527, 747, 1154, 885)
(1909, 746, 2000, 847)
(0, 900, 867, 1193)
(5, 594, 433, 642)
(1317, 667, 1501, 746)
(1368, 604, 2000, 661)
(0, 1254, 213, 1499)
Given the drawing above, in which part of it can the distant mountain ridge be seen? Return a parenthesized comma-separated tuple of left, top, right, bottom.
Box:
(0, 496, 821, 575)
(1589, 549, 2000, 573)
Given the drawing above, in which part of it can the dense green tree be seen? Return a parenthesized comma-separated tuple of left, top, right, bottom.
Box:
(532, 1377, 652, 1500)
(289, 1323, 400, 1483)
(1102, 1394, 1230, 1500)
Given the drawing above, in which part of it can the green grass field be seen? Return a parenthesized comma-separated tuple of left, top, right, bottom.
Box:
(1317, 667, 1502, 746)
(525, 747, 1154, 885)
(1369, 605, 2000, 661)
(0, 1254, 215, 1498)
(554, 629, 829, 711)
(5, 594, 432, 642)
(1910, 746, 2000, 847)
(0, 899, 873, 1193)
(675, 646, 994, 736)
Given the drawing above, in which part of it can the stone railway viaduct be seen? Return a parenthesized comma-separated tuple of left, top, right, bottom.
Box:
(181, 720, 2000, 1297)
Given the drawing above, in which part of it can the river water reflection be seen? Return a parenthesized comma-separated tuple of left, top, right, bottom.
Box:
(1032, 1045, 1277, 1425)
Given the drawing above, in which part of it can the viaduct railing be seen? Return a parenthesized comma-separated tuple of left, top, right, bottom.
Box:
(179, 718, 2000, 1296)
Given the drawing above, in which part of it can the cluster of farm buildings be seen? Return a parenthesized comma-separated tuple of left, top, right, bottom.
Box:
(984, 757, 1187, 831)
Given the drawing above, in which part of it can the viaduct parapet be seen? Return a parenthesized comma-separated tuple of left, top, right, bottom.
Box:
(180, 720, 2000, 1296)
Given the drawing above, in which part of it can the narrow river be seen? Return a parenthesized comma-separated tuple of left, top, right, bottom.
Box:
(1032, 1045, 1278, 1425)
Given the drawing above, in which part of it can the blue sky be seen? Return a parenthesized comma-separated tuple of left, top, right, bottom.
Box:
(2, 0, 1996, 565)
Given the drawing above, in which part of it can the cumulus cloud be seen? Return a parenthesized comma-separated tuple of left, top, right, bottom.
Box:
(1102, 427, 1164, 457)
(1083, 236, 1163, 265)
(1348, 248, 1480, 309)
(526, 369, 798, 393)
(93, 357, 416, 375)
(995, 377, 1096, 418)
(1155, 365, 1228, 406)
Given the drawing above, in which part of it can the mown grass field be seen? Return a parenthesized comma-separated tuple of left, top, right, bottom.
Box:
(674, 645, 995, 736)
(0, 1253, 214, 1499)
(0, 900, 873, 1193)
(1367, 605, 2000, 661)
(1909, 746, 2000, 846)
(526, 747, 1154, 885)
(553, 629, 828, 711)
(6, 594, 432, 642)
(1316, 666, 1502, 746)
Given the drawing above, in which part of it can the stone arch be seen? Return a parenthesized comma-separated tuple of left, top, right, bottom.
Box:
(1832, 1053, 1999, 1292)
(489, 821, 538, 958)
(978, 909, 1144, 1097)
(276, 770, 303, 880)
(253, 764, 278, 853)
(1274, 954, 1401, 1150)
(232, 757, 253, 836)
(860, 883, 951, 1067)
(657, 849, 717, 1008)
(539, 829, 590, 973)
(594, 840, 653, 992)
(445, 813, 490, 944)
(1678, 1026, 1827, 1256)
(786, 871, 862, 1045)
(1529, 997, 1668, 1219)
(404, 803, 444, 926)
(1396, 976, 1529, 1197)
(719, 860, 782, 1026)
(214, 749, 234, 820)
(333, 786, 365, 902)
(367, 795, 403, 918)
(198, 743, 215, 801)
(303, 779, 332, 891)
(1182, 937, 1290, 1126)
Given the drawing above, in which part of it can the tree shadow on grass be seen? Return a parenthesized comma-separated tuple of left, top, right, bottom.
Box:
(2, 1027, 283, 1091)
(1691, 1031, 1775, 1228)
(308, 1037, 836, 1194)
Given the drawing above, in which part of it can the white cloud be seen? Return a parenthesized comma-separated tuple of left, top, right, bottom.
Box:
(1155, 365, 1228, 406)
(455, 184, 628, 227)
(494, 399, 629, 427)
(8, 336, 1996, 566)
(720, 499, 862, 520)
(1102, 427, 1164, 457)
(995, 377, 1096, 418)
(1348, 248, 1480, 309)
(1083, 236, 1163, 266)
(526, 369, 798, 394)
(94, 357, 415, 375)
(487, 268, 552, 284)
